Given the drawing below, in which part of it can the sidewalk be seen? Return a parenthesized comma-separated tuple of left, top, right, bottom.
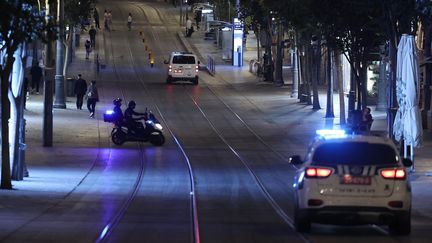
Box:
(0, 28, 104, 239)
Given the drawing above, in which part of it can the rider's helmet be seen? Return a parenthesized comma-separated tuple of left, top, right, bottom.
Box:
(128, 100, 136, 109)
(113, 98, 122, 106)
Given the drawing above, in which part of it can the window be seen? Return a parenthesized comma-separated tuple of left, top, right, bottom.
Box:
(172, 55, 196, 64)
(312, 142, 397, 166)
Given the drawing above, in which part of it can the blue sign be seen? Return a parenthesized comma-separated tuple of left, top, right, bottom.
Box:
(232, 18, 243, 67)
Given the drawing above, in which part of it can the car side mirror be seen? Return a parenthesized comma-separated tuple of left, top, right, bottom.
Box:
(402, 158, 413, 167)
(289, 155, 303, 165)
(198, 60, 201, 65)
(163, 60, 169, 64)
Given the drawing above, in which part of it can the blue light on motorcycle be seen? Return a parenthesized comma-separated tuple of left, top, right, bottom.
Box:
(105, 110, 114, 115)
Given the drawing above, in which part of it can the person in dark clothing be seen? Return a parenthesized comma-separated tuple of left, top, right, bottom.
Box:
(124, 100, 146, 134)
(94, 8, 100, 29)
(30, 62, 42, 94)
(112, 98, 124, 126)
(23, 77, 29, 109)
(86, 80, 99, 118)
(362, 107, 374, 130)
(89, 26, 97, 47)
(85, 40, 92, 59)
(194, 10, 201, 30)
(74, 74, 87, 110)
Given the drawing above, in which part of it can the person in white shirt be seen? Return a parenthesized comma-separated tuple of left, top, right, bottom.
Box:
(127, 13, 132, 31)
(186, 17, 192, 37)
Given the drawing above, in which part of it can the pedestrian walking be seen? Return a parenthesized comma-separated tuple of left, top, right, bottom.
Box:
(186, 17, 192, 37)
(30, 62, 42, 94)
(74, 74, 87, 110)
(86, 80, 99, 118)
(108, 10, 113, 30)
(194, 10, 201, 30)
(85, 39, 92, 59)
(127, 13, 132, 31)
(94, 8, 100, 29)
(104, 9, 110, 31)
(89, 26, 97, 47)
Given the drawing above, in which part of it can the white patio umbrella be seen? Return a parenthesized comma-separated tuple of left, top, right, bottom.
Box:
(402, 36, 423, 148)
(393, 34, 407, 142)
(393, 35, 423, 169)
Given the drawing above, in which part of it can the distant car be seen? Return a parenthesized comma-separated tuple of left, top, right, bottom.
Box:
(289, 130, 412, 235)
(164, 52, 199, 85)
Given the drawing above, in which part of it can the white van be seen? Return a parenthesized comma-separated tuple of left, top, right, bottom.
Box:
(165, 52, 199, 85)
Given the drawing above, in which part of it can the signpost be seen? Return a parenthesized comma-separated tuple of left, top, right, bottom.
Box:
(232, 18, 243, 67)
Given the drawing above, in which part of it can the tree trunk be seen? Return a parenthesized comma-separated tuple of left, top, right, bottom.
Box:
(360, 65, 368, 109)
(325, 48, 334, 117)
(291, 33, 299, 98)
(312, 42, 321, 109)
(305, 45, 312, 105)
(335, 51, 346, 125)
(1, 53, 13, 189)
(275, 22, 284, 86)
(422, 15, 432, 129)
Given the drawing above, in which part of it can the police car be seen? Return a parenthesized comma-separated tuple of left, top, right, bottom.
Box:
(289, 130, 412, 235)
(164, 52, 199, 85)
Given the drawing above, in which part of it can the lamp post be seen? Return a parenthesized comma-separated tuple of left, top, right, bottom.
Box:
(43, 0, 53, 147)
(54, 0, 66, 109)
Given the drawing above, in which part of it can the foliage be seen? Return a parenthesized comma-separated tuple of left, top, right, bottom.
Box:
(64, 0, 95, 26)
(0, 0, 55, 189)
(0, 0, 54, 50)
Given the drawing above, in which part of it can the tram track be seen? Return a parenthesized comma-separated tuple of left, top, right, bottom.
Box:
(94, 2, 200, 243)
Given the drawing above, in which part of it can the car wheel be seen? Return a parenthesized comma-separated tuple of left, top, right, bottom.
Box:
(294, 207, 311, 233)
(389, 211, 411, 235)
(112, 130, 126, 145)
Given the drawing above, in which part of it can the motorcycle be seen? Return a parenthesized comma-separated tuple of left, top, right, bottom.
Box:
(104, 108, 165, 146)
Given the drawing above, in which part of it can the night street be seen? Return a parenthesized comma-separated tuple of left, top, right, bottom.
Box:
(1, 0, 432, 242)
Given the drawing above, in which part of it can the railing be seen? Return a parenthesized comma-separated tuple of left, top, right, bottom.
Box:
(207, 55, 215, 75)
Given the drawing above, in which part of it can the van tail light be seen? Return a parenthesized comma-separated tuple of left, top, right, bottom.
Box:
(195, 65, 199, 72)
(169, 65, 172, 72)
(380, 168, 406, 180)
(305, 167, 332, 178)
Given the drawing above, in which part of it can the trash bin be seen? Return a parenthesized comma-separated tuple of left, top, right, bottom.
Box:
(66, 78, 76, 97)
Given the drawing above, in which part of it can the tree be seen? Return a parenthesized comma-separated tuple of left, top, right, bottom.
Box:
(0, 0, 54, 189)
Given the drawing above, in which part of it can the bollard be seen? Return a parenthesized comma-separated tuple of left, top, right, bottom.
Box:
(145, 45, 148, 51)
(140, 31, 142, 35)
(142, 38, 145, 42)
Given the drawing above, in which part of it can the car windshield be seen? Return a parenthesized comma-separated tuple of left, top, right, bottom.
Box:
(172, 55, 196, 64)
(312, 142, 397, 165)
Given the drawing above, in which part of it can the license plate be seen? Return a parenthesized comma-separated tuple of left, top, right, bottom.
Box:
(340, 175, 371, 185)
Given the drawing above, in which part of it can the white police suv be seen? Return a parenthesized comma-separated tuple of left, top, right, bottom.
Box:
(164, 52, 199, 85)
(289, 130, 412, 235)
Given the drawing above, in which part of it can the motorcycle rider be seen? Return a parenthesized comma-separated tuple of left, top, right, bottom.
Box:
(112, 98, 124, 126)
(124, 100, 147, 134)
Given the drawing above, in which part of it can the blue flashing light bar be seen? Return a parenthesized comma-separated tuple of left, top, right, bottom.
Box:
(316, 129, 347, 139)
(105, 110, 114, 115)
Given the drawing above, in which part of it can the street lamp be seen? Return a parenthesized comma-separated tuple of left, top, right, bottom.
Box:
(54, 0, 66, 109)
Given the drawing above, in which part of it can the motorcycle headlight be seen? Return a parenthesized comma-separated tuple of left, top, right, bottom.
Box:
(155, 123, 163, 130)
